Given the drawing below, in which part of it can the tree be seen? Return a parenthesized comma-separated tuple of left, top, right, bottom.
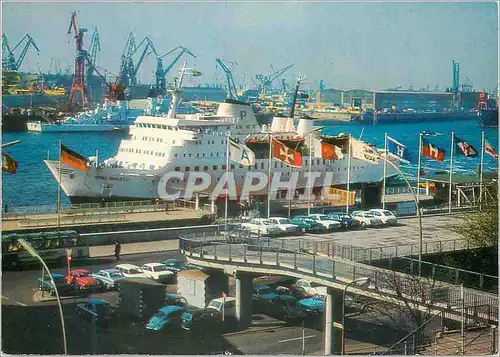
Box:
(451, 183, 498, 247)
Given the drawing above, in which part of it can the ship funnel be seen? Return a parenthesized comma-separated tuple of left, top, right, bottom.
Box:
(296, 117, 315, 136)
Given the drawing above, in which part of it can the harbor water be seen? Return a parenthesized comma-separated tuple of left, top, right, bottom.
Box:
(2, 119, 498, 207)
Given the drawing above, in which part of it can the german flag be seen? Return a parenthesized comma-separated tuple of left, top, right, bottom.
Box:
(2, 153, 18, 174)
(61, 144, 88, 171)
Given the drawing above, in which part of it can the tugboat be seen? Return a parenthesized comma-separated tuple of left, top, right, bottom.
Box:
(477, 92, 498, 128)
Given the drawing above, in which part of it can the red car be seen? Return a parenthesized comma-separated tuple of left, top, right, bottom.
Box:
(65, 269, 100, 291)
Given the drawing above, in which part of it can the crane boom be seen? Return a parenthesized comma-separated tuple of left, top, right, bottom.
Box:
(5, 34, 40, 71)
(216, 58, 238, 100)
(155, 46, 195, 94)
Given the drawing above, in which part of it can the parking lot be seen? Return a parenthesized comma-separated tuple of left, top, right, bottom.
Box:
(2, 250, 406, 355)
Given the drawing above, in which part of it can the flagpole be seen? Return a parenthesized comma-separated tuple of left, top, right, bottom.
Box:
(448, 132, 455, 214)
(416, 133, 423, 204)
(225, 132, 230, 233)
(96, 149, 99, 168)
(288, 165, 292, 219)
(382, 133, 388, 209)
(267, 133, 272, 219)
(346, 134, 352, 214)
(307, 133, 313, 216)
(479, 131, 485, 210)
(57, 141, 62, 228)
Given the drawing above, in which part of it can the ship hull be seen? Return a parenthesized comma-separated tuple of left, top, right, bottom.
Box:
(27, 122, 128, 132)
(301, 111, 360, 122)
(357, 111, 478, 124)
(45, 156, 399, 203)
(478, 108, 498, 127)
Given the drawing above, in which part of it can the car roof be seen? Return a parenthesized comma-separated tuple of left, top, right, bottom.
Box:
(254, 284, 272, 290)
(292, 215, 306, 219)
(70, 269, 90, 274)
(159, 305, 185, 314)
(143, 262, 166, 267)
(166, 294, 183, 299)
(270, 217, 288, 220)
(100, 269, 120, 274)
(116, 264, 140, 269)
(87, 299, 109, 305)
(49, 273, 65, 279)
(210, 297, 236, 303)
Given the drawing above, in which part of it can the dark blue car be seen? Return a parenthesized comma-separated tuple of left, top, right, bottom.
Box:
(325, 212, 361, 229)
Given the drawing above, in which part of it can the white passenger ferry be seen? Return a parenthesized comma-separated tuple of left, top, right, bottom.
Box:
(44, 65, 399, 204)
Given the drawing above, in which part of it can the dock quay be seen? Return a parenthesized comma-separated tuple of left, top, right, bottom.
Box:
(2, 199, 214, 233)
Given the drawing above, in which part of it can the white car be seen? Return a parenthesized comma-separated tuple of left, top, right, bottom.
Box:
(351, 211, 384, 228)
(294, 280, 353, 307)
(241, 218, 281, 236)
(206, 297, 236, 317)
(115, 264, 149, 279)
(369, 209, 398, 226)
(307, 214, 342, 231)
(267, 217, 299, 234)
(141, 263, 174, 282)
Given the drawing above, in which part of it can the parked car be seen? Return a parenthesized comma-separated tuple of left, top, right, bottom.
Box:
(181, 308, 222, 333)
(325, 212, 361, 229)
(294, 279, 327, 297)
(287, 285, 314, 300)
(65, 269, 101, 291)
(92, 269, 125, 290)
(241, 218, 281, 236)
(36, 273, 78, 296)
(77, 299, 116, 325)
(307, 214, 342, 231)
(297, 297, 325, 315)
(206, 297, 236, 318)
(369, 209, 398, 226)
(141, 263, 174, 282)
(115, 264, 149, 279)
(253, 284, 280, 302)
(267, 217, 299, 235)
(351, 211, 384, 228)
(265, 295, 307, 321)
(145, 305, 185, 331)
(289, 216, 326, 233)
(161, 259, 203, 274)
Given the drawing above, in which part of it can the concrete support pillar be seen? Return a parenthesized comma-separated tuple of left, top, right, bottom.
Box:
(195, 193, 200, 210)
(210, 199, 216, 214)
(324, 287, 343, 355)
(234, 271, 253, 329)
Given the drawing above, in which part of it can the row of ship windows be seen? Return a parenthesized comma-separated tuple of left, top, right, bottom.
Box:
(119, 148, 167, 157)
(172, 163, 366, 172)
(135, 123, 180, 130)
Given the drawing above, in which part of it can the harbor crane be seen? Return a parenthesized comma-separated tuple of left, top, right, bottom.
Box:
(255, 63, 293, 97)
(216, 58, 238, 100)
(117, 33, 156, 88)
(2, 33, 40, 71)
(155, 46, 195, 94)
(86, 27, 101, 80)
(67, 10, 89, 108)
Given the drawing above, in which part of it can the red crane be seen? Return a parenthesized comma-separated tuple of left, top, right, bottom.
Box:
(67, 11, 89, 108)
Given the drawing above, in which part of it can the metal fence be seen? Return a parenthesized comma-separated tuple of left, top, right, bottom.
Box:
(378, 256, 499, 293)
(179, 234, 499, 324)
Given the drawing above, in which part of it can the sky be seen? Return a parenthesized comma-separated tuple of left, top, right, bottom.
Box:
(2, 1, 499, 92)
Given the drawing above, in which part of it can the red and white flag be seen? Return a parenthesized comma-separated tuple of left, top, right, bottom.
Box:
(313, 138, 343, 160)
(272, 138, 302, 168)
(484, 138, 498, 159)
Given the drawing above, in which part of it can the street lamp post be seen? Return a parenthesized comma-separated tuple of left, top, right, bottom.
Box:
(341, 277, 371, 355)
(18, 239, 68, 355)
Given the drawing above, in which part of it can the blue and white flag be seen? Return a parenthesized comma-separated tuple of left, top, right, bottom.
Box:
(387, 136, 411, 164)
(229, 137, 255, 166)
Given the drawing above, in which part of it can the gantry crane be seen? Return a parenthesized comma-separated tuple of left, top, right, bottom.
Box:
(67, 11, 89, 108)
(255, 64, 294, 97)
(155, 46, 195, 94)
(130, 36, 157, 86)
(216, 58, 238, 100)
(2, 33, 40, 71)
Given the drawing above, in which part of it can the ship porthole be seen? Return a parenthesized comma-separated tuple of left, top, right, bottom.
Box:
(69, 174, 75, 179)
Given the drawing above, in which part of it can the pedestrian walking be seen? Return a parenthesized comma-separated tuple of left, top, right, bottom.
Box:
(114, 241, 121, 261)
